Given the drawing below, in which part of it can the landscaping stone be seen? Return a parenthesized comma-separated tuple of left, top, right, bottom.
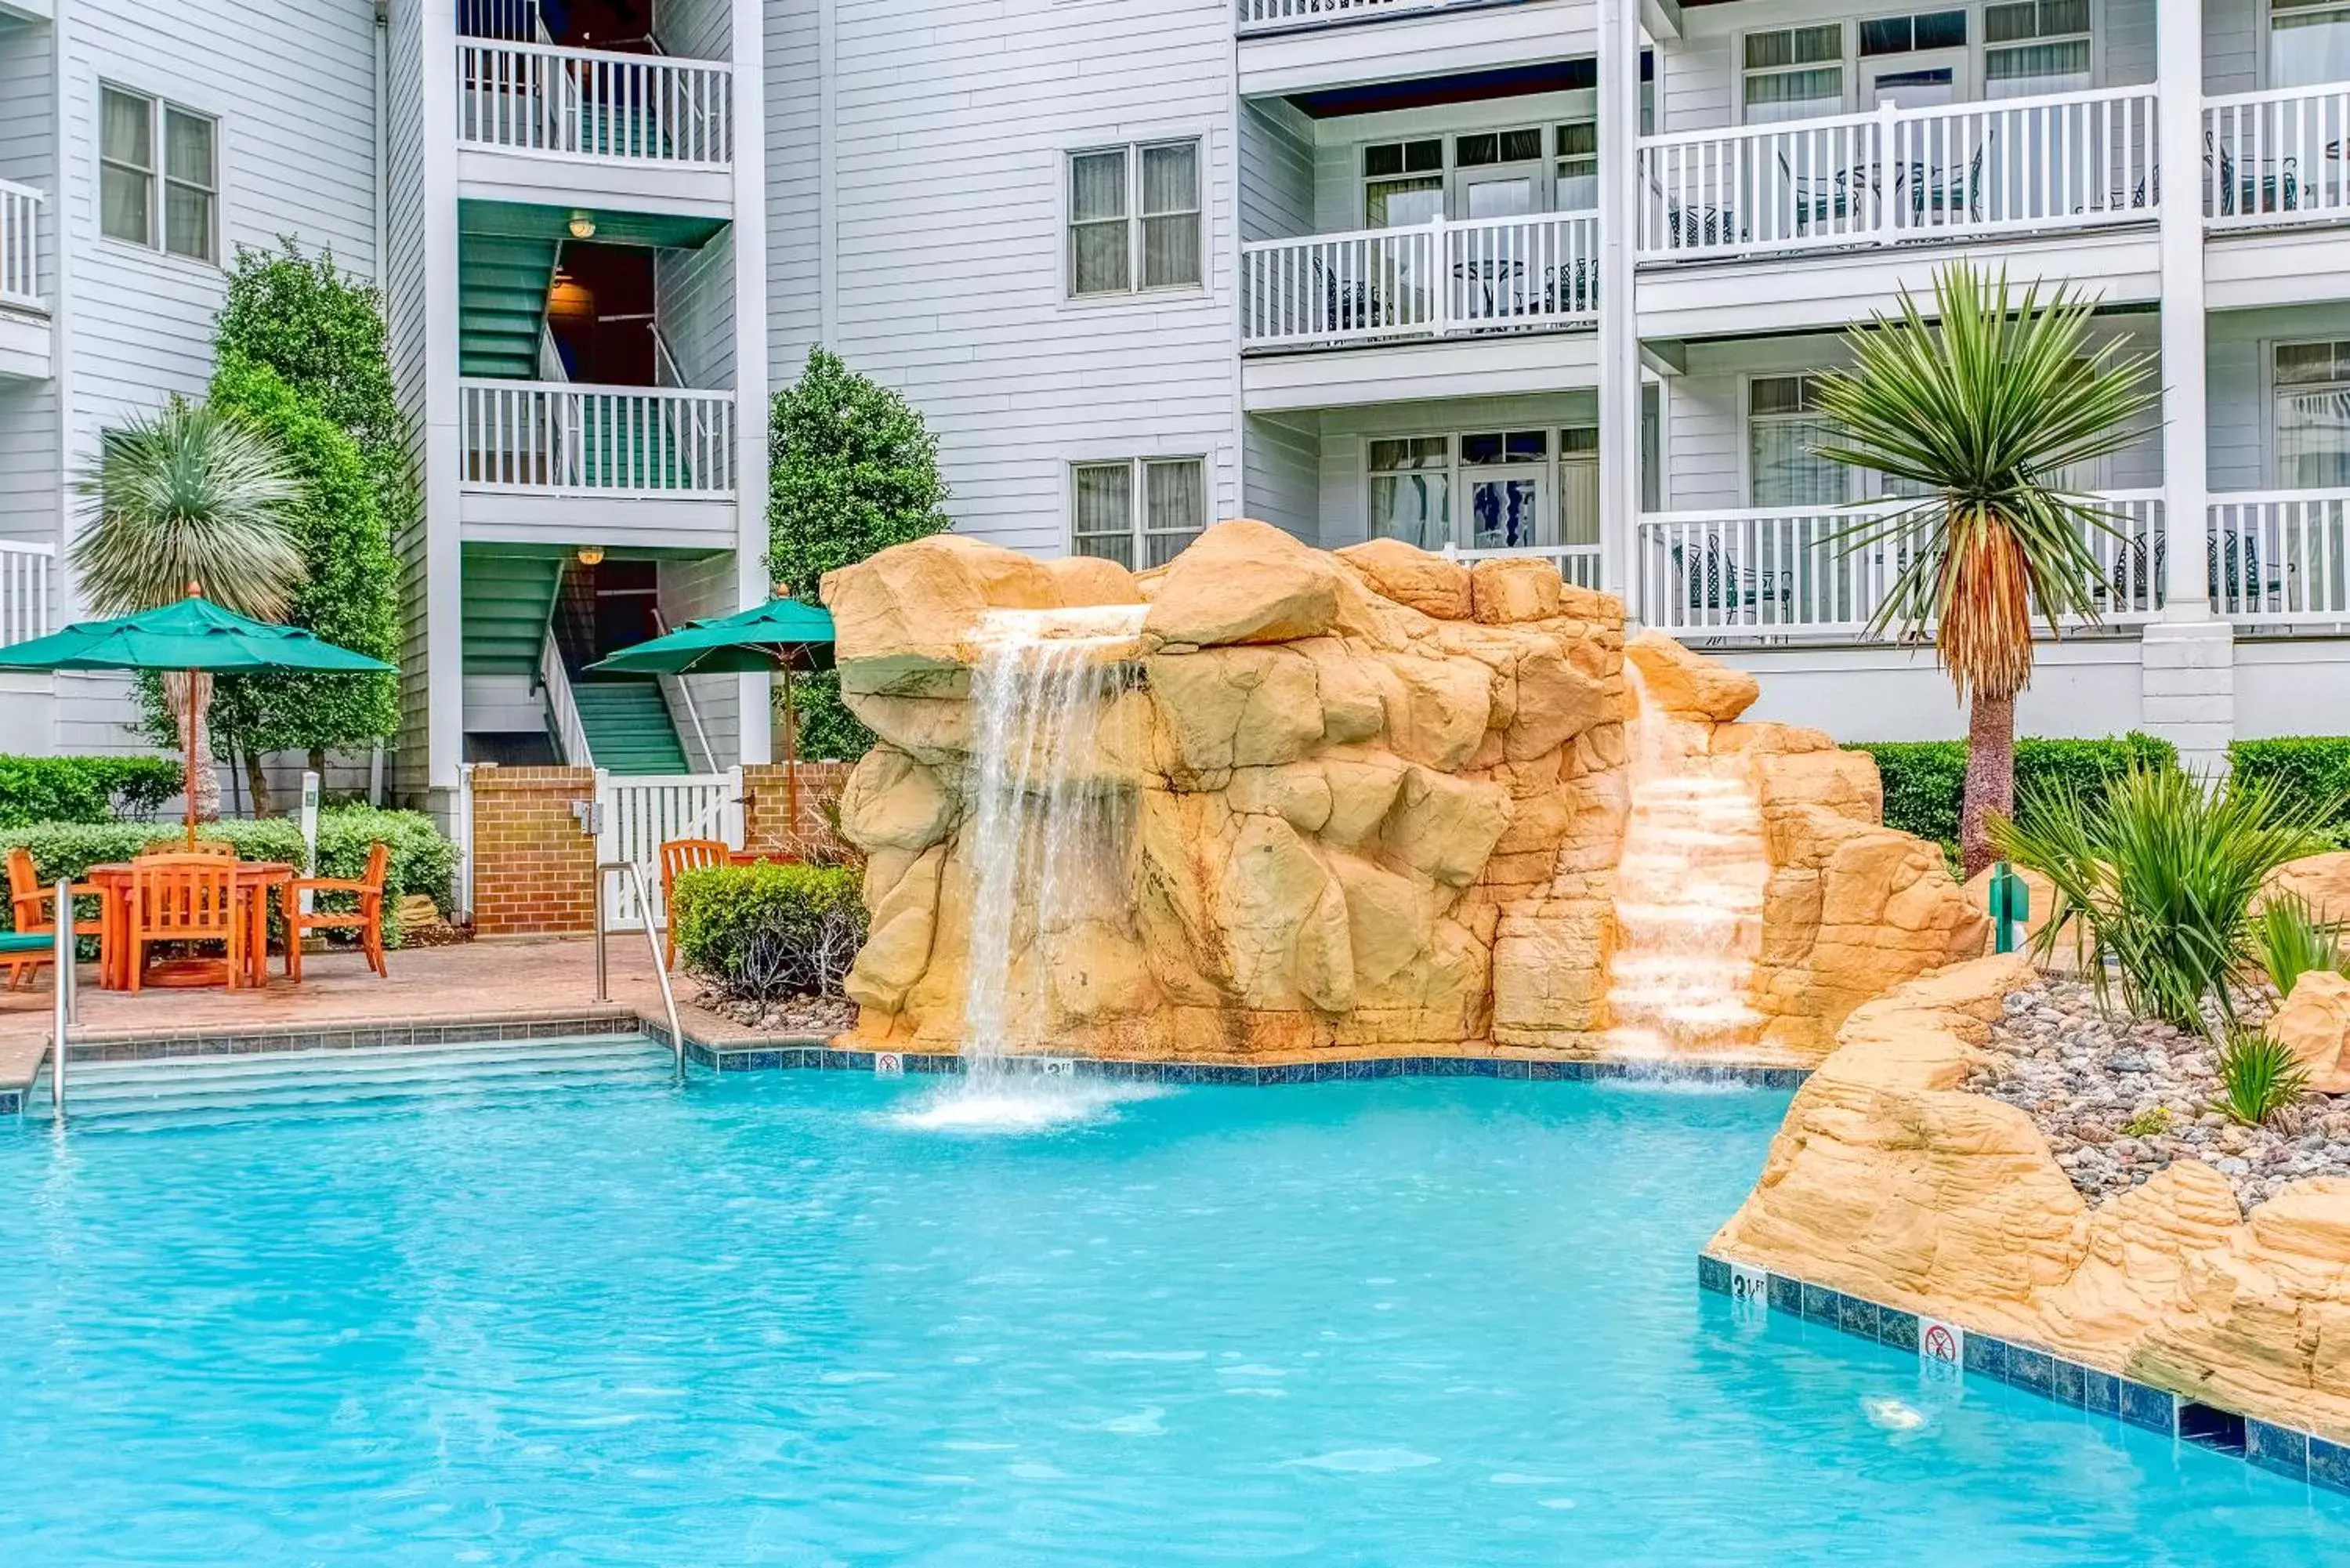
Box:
(1967, 976, 2350, 1216)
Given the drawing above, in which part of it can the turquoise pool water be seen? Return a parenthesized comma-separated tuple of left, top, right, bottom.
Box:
(0, 1070, 2342, 1563)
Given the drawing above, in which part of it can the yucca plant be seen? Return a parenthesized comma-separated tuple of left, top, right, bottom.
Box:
(71, 398, 306, 820)
(1993, 766, 2330, 1031)
(2251, 891, 2346, 998)
(1813, 263, 2160, 876)
(2213, 1028, 2309, 1128)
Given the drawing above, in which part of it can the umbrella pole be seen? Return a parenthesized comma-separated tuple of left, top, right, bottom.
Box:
(783, 664, 800, 845)
(183, 668, 198, 846)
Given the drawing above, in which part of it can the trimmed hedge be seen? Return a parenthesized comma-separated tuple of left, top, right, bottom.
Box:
(0, 806, 454, 946)
(1845, 733, 2180, 858)
(2227, 737, 2350, 846)
(672, 861, 866, 1002)
(0, 755, 183, 828)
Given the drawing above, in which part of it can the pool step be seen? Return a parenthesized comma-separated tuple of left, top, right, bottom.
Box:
(49, 1034, 674, 1120)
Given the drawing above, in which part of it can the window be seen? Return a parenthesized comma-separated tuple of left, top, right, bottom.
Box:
(101, 85, 215, 262)
(1068, 141, 1200, 298)
(1364, 138, 1443, 228)
(1072, 457, 1206, 568)
(1985, 0, 2091, 98)
(1747, 376, 1848, 506)
(2272, 0, 2350, 89)
(1369, 436, 1450, 549)
(2276, 342, 2350, 488)
(1555, 121, 1598, 212)
(1743, 25, 1845, 123)
(1859, 9, 1968, 56)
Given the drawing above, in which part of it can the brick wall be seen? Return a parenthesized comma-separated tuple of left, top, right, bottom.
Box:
(469, 766, 598, 937)
(741, 761, 853, 860)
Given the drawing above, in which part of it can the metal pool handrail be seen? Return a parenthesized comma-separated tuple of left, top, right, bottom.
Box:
(51, 878, 74, 1118)
(595, 859, 686, 1070)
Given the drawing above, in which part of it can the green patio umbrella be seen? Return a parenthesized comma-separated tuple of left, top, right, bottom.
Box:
(588, 595, 836, 830)
(0, 595, 396, 845)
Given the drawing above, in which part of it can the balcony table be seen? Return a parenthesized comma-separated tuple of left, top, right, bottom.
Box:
(1451, 255, 1523, 316)
(84, 860, 294, 991)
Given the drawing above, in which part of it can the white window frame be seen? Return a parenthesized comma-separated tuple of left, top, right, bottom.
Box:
(1738, 22, 1851, 124)
(1735, 2, 2104, 125)
(1360, 125, 1602, 225)
(1063, 138, 1204, 302)
(1069, 454, 1209, 568)
(1981, 0, 2095, 99)
(1741, 374, 1859, 506)
(1362, 425, 1603, 549)
(2260, 0, 2350, 89)
(2268, 337, 2350, 489)
(98, 82, 219, 265)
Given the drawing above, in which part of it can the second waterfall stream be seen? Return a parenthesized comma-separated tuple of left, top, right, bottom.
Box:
(1601, 666, 1773, 1060)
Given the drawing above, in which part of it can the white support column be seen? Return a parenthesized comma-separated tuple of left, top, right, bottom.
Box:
(422, 0, 466, 798)
(1597, 0, 1640, 610)
(730, 0, 773, 766)
(2143, 0, 2234, 777)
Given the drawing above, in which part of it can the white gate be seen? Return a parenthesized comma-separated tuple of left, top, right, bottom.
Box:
(595, 766, 744, 931)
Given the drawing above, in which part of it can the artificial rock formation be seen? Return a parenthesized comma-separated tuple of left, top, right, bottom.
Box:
(1711, 954, 2350, 1441)
(825, 521, 1981, 1062)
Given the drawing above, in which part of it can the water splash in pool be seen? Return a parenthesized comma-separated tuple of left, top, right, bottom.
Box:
(940, 604, 1149, 1126)
(1602, 665, 1772, 1063)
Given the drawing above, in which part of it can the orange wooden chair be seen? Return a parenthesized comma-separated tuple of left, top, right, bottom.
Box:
(125, 853, 243, 992)
(660, 837, 730, 969)
(8, 846, 101, 943)
(281, 841, 391, 983)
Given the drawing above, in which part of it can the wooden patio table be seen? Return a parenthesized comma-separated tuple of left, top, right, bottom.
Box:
(84, 860, 294, 990)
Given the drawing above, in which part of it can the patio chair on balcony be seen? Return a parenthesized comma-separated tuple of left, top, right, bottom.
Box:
(2207, 133, 2299, 218)
(1544, 257, 1599, 315)
(1671, 538, 1794, 617)
(1310, 255, 1390, 334)
(2107, 533, 2286, 615)
(1897, 146, 1984, 227)
(1778, 150, 1875, 234)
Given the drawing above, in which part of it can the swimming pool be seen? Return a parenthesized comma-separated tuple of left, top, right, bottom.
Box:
(0, 1068, 2341, 1563)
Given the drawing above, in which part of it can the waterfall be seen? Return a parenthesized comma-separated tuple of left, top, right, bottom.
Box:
(954, 604, 1150, 1082)
(1600, 668, 1771, 1059)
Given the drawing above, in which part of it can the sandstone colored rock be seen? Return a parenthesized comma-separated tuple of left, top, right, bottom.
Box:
(1142, 519, 1342, 647)
(1335, 538, 1472, 620)
(2266, 968, 2350, 1095)
(1713, 954, 2350, 1443)
(1624, 629, 1760, 723)
(835, 525, 1972, 1068)
(2265, 850, 2350, 921)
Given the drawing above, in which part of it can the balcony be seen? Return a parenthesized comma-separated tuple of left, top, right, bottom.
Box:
(2208, 491, 2350, 627)
(0, 179, 46, 379)
(1237, 0, 1468, 32)
(0, 539, 51, 648)
(454, 38, 733, 215)
(1630, 492, 2164, 643)
(456, 381, 738, 549)
(1241, 212, 1598, 350)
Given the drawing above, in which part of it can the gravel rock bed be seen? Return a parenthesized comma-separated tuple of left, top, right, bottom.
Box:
(1970, 977, 2350, 1216)
(691, 990, 858, 1038)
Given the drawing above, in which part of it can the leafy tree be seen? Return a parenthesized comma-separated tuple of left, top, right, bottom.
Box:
(199, 357, 400, 813)
(1814, 263, 2159, 876)
(72, 400, 306, 820)
(766, 346, 951, 758)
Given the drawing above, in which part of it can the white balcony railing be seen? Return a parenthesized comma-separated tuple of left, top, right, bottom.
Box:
(1634, 491, 2164, 640)
(1443, 540, 1602, 590)
(2208, 491, 2350, 624)
(1237, 0, 1466, 30)
(0, 540, 53, 648)
(456, 40, 732, 166)
(1638, 87, 2159, 262)
(458, 382, 737, 497)
(2203, 85, 2350, 228)
(0, 180, 39, 310)
(1240, 212, 1598, 350)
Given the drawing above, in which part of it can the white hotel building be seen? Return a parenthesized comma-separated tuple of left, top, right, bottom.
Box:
(0, 0, 2345, 809)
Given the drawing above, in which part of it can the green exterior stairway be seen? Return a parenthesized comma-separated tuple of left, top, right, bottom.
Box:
(458, 234, 560, 379)
(570, 679, 691, 774)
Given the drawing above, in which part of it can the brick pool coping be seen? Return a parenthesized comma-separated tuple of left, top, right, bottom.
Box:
(1697, 1251, 2350, 1498)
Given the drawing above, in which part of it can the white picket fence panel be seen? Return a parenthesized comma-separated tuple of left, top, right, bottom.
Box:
(596, 767, 744, 932)
(456, 38, 732, 166)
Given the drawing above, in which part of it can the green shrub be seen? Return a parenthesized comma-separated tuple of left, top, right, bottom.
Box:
(2229, 737, 2350, 847)
(0, 807, 454, 947)
(672, 861, 867, 1003)
(0, 755, 183, 827)
(1993, 766, 2330, 1030)
(2251, 891, 2345, 997)
(2214, 1028, 2309, 1128)
(1848, 733, 2180, 859)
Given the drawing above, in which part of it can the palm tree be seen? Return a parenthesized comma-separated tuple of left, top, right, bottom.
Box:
(71, 399, 306, 820)
(1812, 262, 2160, 878)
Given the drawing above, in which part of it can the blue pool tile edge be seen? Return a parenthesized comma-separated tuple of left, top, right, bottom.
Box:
(1696, 1250, 2350, 1497)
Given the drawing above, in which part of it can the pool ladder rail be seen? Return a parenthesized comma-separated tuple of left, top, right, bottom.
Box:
(49, 877, 73, 1119)
(594, 859, 688, 1074)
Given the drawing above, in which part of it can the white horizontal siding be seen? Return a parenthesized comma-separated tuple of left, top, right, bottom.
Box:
(661, 0, 735, 62)
(1241, 411, 1318, 538)
(1239, 96, 1313, 244)
(764, 0, 821, 374)
(656, 229, 737, 389)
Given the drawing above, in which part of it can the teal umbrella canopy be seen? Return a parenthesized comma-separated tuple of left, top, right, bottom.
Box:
(587, 597, 835, 677)
(0, 595, 395, 674)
